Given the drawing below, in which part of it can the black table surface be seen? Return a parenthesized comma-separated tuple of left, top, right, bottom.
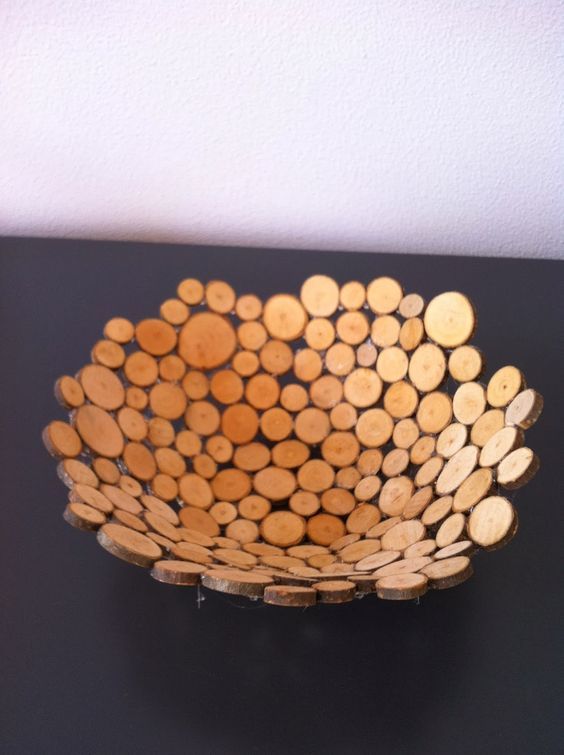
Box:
(1, 237, 563, 755)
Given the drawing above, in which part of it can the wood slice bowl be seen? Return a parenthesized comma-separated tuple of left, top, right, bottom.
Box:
(43, 275, 543, 607)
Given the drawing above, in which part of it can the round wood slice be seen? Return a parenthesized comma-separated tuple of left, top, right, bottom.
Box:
(421, 496, 453, 526)
(399, 293, 424, 318)
(448, 345, 483, 382)
(424, 291, 475, 348)
(325, 343, 356, 376)
(301, 275, 340, 317)
(201, 568, 273, 597)
(63, 502, 107, 531)
(179, 312, 237, 369)
(177, 278, 204, 305)
(376, 573, 428, 600)
(392, 419, 419, 450)
(97, 523, 162, 567)
(408, 343, 447, 392)
(346, 504, 381, 533)
(263, 294, 307, 341)
(112, 510, 147, 532)
(58, 459, 98, 488)
(329, 402, 358, 431)
(344, 368, 383, 408)
(486, 366, 524, 408)
(470, 409, 505, 447)
(160, 298, 190, 325)
(307, 513, 346, 546)
(376, 347, 408, 383)
(420, 556, 473, 589)
(263, 584, 317, 607)
(496, 447, 539, 489)
(178, 507, 220, 537)
(311, 376, 343, 410)
(414, 456, 445, 489)
(373, 556, 433, 579)
(434, 540, 474, 559)
(452, 382, 486, 425)
(55, 375, 85, 408)
(304, 318, 335, 350)
(366, 277, 403, 314)
(104, 316, 135, 343)
(505, 389, 544, 429)
(399, 316, 425, 352)
(379, 476, 414, 517)
(354, 550, 401, 571)
(92, 339, 126, 369)
(151, 560, 206, 585)
(136, 319, 177, 356)
(371, 315, 401, 348)
(403, 539, 437, 558)
(336, 311, 370, 345)
(467, 496, 517, 549)
(313, 580, 356, 604)
(416, 392, 453, 434)
(260, 511, 306, 547)
(383, 381, 419, 419)
(340, 281, 366, 311)
(356, 342, 378, 367)
(205, 280, 236, 314)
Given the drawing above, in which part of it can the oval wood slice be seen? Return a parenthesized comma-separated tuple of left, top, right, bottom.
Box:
(263, 585, 317, 607)
(313, 580, 356, 604)
(151, 560, 206, 586)
(420, 556, 473, 589)
(201, 568, 273, 598)
(376, 573, 428, 600)
(97, 523, 162, 567)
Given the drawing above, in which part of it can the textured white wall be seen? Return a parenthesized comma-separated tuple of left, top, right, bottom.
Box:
(1, 1, 562, 258)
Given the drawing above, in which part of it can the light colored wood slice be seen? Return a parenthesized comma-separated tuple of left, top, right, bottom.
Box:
(209, 502, 238, 525)
(178, 506, 220, 537)
(136, 318, 177, 356)
(70, 484, 114, 513)
(58, 459, 98, 488)
(329, 533, 360, 551)
(355, 408, 394, 448)
(436, 423, 468, 459)
(232, 350, 260, 377)
(243, 542, 282, 556)
(238, 494, 271, 521)
(371, 315, 401, 347)
(325, 343, 356, 376)
(329, 402, 357, 431)
(55, 375, 85, 408)
(235, 293, 262, 321)
(280, 383, 309, 412)
(140, 494, 179, 525)
(171, 541, 214, 565)
(97, 523, 162, 567)
(381, 448, 409, 477)
(75, 405, 124, 458)
(209, 370, 244, 405)
(470, 409, 505, 447)
(245, 373, 280, 409)
(295, 407, 331, 445)
(271, 440, 310, 469)
(399, 293, 425, 318)
(343, 368, 383, 408)
(313, 580, 356, 604)
(264, 584, 317, 607)
(399, 317, 424, 352)
(237, 321, 268, 351)
(294, 348, 323, 382)
(448, 345, 483, 382)
(366, 516, 402, 538)
(373, 556, 433, 578)
(346, 503, 381, 534)
(307, 513, 346, 546)
(297, 459, 335, 493)
(383, 381, 419, 419)
(452, 467, 493, 512)
(310, 376, 343, 410)
(366, 277, 403, 314)
(259, 340, 294, 375)
(414, 455, 444, 487)
(354, 475, 382, 502)
(205, 280, 236, 314)
(289, 490, 320, 517)
(321, 432, 359, 468)
(467, 496, 516, 548)
(356, 343, 378, 368)
(336, 466, 361, 490)
(497, 447, 539, 489)
(144, 511, 182, 543)
(434, 541, 474, 559)
(177, 278, 204, 305)
(262, 555, 306, 570)
(300, 275, 340, 317)
(410, 435, 436, 465)
(402, 486, 433, 520)
(147, 532, 175, 551)
(104, 316, 135, 343)
(355, 550, 401, 571)
(63, 502, 106, 530)
(408, 343, 447, 392)
(392, 419, 419, 450)
(479, 426, 524, 467)
(178, 528, 216, 548)
(336, 311, 369, 345)
(202, 568, 273, 597)
(117, 407, 147, 442)
(286, 566, 322, 580)
(260, 511, 305, 547)
(205, 435, 233, 464)
(124, 351, 159, 387)
(487, 366, 524, 408)
(253, 466, 297, 500)
(92, 457, 120, 484)
(416, 392, 453, 434)
(404, 539, 437, 558)
(304, 318, 335, 350)
(123, 442, 157, 481)
(100, 484, 143, 514)
(379, 476, 415, 517)
(339, 539, 381, 563)
(151, 560, 206, 585)
(424, 291, 475, 348)
(113, 509, 147, 532)
(505, 389, 544, 429)
(79, 364, 125, 411)
(263, 294, 307, 341)
(178, 473, 214, 509)
(381, 520, 426, 551)
(420, 556, 473, 589)
(435, 445, 479, 495)
(179, 312, 237, 369)
(160, 298, 190, 325)
(214, 548, 257, 568)
(233, 442, 271, 472)
(43, 421, 82, 459)
(376, 573, 428, 600)
(452, 382, 486, 425)
(436, 512, 466, 548)
(287, 544, 329, 559)
(119, 475, 143, 498)
(211, 469, 252, 502)
(340, 281, 366, 310)
(150, 474, 178, 502)
(182, 370, 209, 400)
(421, 495, 453, 526)
(319, 563, 359, 576)
(376, 347, 408, 383)
(221, 403, 259, 445)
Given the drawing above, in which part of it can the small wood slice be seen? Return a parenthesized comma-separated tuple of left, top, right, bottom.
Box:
(336, 311, 369, 345)
(373, 556, 433, 578)
(505, 389, 544, 429)
(421, 496, 453, 526)
(232, 351, 260, 377)
(424, 291, 475, 348)
(160, 298, 190, 325)
(452, 467, 493, 512)
(92, 457, 120, 484)
(233, 442, 271, 472)
(434, 541, 474, 559)
(238, 321, 268, 351)
(280, 384, 309, 412)
(55, 375, 85, 408)
(297, 460, 334, 493)
(376, 573, 428, 600)
(379, 476, 414, 517)
(295, 407, 331, 445)
(467, 496, 517, 549)
(254, 467, 297, 500)
(344, 368, 383, 408)
(366, 516, 401, 538)
(353, 476, 382, 502)
(436, 512, 466, 548)
(171, 542, 214, 565)
(177, 278, 204, 305)
(260, 340, 294, 375)
(414, 455, 444, 488)
(97, 523, 162, 567)
(91, 340, 126, 369)
(307, 513, 346, 546)
(245, 373, 280, 409)
(182, 370, 210, 400)
(340, 281, 366, 310)
(381, 448, 409, 477)
(383, 381, 419, 419)
(355, 550, 401, 571)
(263, 294, 307, 341)
(420, 556, 473, 589)
(151, 475, 178, 502)
(210, 370, 244, 405)
(325, 344, 355, 381)
(356, 343, 377, 367)
(339, 539, 381, 563)
(202, 568, 273, 597)
(310, 376, 343, 410)
(179, 312, 237, 369)
(206, 435, 233, 464)
(117, 407, 148, 442)
(178, 507, 220, 537)
(63, 502, 106, 531)
(470, 409, 505, 447)
(371, 315, 401, 348)
(410, 435, 436, 465)
(104, 316, 135, 344)
(221, 403, 259, 445)
(263, 585, 317, 607)
(211, 468, 252, 502)
(381, 520, 426, 551)
(497, 447, 539, 489)
(151, 560, 206, 585)
(124, 351, 159, 387)
(112, 509, 147, 532)
(402, 486, 433, 520)
(260, 511, 306, 547)
(43, 421, 82, 458)
(392, 419, 419, 450)
(214, 548, 257, 568)
(313, 580, 356, 604)
(404, 539, 437, 558)
(366, 277, 403, 314)
(452, 382, 486, 425)
(304, 318, 335, 350)
(136, 319, 177, 356)
(140, 494, 179, 525)
(100, 485, 143, 514)
(235, 293, 262, 321)
(293, 349, 323, 382)
(479, 426, 524, 467)
(209, 502, 238, 526)
(74, 405, 124, 458)
(238, 495, 271, 521)
(330, 402, 357, 430)
(408, 343, 447, 392)
(436, 423, 468, 459)
(416, 392, 453, 434)
(289, 490, 320, 517)
(486, 366, 524, 408)
(346, 504, 381, 534)
(58, 459, 98, 488)
(448, 346, 483, 382)
(399, 317, 425, 352)
(355, 408, 394, 448)
(435, 445, 479, 495)
(70, 484, 114, 513)
(399, 293, 424, 318)
(205, 280, 236, 314)
(149, 382, 187, 420)
(123, 442, 157, 481)
(300, 275, 340, 317)
(376, 347, 408, 383)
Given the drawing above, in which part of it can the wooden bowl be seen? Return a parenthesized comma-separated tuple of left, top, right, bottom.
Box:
(43, 276, 542, 606)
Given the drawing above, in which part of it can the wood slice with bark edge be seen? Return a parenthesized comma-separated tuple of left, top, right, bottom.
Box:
(55, 375, 85, 409)
(178, 507, 220, 537)
(43, 421, 82, 458)
(421, 496, 453, 527)
(379, 476, 414, 517)
(136, 319, 177, 356)
(58, 459, 99, 488)
(74, 405, 124, 458)
(479, 426, 524, 467)
(381, 448, 409, 477)
(307, 513, 346, 546)
(496, 447, 539, 489)
(300, 275, 340, 317)
(354, 550, 401, 571)
(339, 539, 381, 563)
(92, 457, 120, 485)
(205, 280, 236, 314)
(392, 418, 419, 450)
(354, 475, 380, 504)
(344, 368, 383, 407)
(470, 409, 505, 447)
(69, 484, 114, 514)
(371, 315, 401, 348)
(376, 573, 428, 600)
(399, 317, 425, 352)
(64, 502, 107, 531)
(112, 510, 148, 533)
(104, 316, 135, 343)
(91, 340, 126, 369)
(160, 298, 190, 326)
(376, 347, 409, 383)
(505, 389, 544, 429)
(486, 366, 524, 408)
(336, 311, 370, 345)
(420, 556, 473, 589)
(467, 497, 517, 549)
(402, 486, 433, 520)
(373, 556, 433, 579)
(435, 445, 479, 495)
(410, 435, 436, 465)
(263, 584, 317, 607)
(313, 580, 356, 604)
(177, 278, 204, 305)
(452, 468, 493, 513)
(414, 456, 444, 488)
(97, 523, 162, 567)
(202, 568, 273, 598)
(436, 423, 468, 459)
(434, 541, 474, 560)
(383, 381, 419, 419)
(151, 560, 206, 586)
(263, 294, 307, 341)
(304, 317, 335, 350)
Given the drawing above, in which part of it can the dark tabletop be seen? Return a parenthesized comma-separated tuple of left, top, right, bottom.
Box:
(1, 237, 563, 755)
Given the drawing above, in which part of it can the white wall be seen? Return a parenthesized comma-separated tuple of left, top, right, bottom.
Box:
(2, 1, 562, 259)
